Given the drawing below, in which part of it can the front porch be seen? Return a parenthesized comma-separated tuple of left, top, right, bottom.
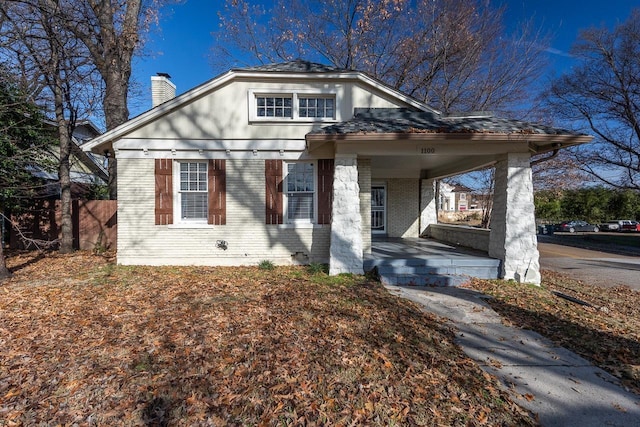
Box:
(327, 152, 542, 283)
(365, 237, 501, 287)
(310, 109, 591, 284)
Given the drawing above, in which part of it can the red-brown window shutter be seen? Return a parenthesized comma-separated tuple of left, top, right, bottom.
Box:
(155, 159, 173, 225)
(265, 159, 283, 224)
(208, 159, 226, 225)
(317, 159, 334, 224)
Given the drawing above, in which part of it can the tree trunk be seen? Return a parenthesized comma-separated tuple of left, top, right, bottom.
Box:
(81, 0, 142, 200)
(52, 82, 74, 253)
(102, 51, 134, 201)
(103, 67, 131, 130)
(107, 153, 117, 200)
(0, 235, 11, 280)
(58, 126, 73, 253)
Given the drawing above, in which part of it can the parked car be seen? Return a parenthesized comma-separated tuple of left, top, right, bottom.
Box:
(620, 220, 640, 232)
(600, 219, 639, 232)
(555, 220, 600, 233)
(599, 220, 621, 231)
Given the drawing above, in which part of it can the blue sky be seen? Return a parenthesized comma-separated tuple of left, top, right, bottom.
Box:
(129, 0, 638, 117)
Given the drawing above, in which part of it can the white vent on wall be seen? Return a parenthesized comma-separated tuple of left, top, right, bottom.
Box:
(151, 73, 176, 107)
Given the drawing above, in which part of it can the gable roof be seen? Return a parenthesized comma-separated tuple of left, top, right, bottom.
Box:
(233, 60, 347, 73)
(82, 61, 436, 154)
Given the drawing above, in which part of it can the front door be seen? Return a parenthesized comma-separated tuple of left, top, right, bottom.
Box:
(371, 184, 386, 234)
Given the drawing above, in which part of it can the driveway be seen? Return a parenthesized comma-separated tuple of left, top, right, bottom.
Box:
(538, 236, 640, 290)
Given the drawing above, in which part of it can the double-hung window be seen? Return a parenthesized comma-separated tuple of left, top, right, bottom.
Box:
(178, 161, 208, 222)
(285, 162, 315, 223)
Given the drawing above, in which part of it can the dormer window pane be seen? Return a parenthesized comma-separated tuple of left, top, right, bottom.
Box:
(299, 96, 335, 118)
(256, 96, 293, 118)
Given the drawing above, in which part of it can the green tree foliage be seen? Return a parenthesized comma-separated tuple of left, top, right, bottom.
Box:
(533, 191, 563, 222)
(609, 190, 640, 219)
(0, 70, 49, 279)
(535, 188, 640, 223)
(560, 188, 612, 223)
(0, 70, 48, 209)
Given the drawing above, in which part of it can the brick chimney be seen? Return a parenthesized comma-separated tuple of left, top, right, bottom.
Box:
(151, 73, 176, 107)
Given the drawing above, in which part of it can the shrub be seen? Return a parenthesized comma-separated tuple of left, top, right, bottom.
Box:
(306, 263, 328, 275)
(258, 260, 275, 270)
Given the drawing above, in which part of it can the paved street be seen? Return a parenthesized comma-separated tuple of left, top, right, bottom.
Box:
(538, 238, 640, 290)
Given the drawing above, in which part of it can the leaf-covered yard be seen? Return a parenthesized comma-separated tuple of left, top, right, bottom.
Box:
(0, 252, 535, 426)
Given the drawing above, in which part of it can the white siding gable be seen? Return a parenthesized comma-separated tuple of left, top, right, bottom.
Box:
(124, 78, 409, 145)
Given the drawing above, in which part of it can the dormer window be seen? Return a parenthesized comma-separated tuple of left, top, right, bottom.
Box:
(257, 96, 293, 118)
(249, 90, 337, 122)
(299, 96, 334, 118)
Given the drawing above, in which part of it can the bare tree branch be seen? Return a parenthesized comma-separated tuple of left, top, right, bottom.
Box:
(215, 0, 549, 116)
(544, 9, 640, 190)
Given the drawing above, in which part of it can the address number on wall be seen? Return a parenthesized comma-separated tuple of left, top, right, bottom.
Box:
(420, 147, 436, 154)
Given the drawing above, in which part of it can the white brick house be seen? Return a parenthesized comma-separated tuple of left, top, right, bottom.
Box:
(84, 61, 591, 284)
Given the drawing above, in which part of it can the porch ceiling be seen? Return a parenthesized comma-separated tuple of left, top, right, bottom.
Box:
(369, 153, 496, 179)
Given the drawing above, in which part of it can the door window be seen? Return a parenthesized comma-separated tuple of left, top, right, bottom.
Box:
(371, 185, 386, 233)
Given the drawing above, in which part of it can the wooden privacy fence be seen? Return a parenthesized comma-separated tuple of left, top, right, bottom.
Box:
(9, 200, 117, 251)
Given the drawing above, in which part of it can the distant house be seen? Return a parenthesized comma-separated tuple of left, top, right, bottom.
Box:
(83, 60, 591, 284)
(30, 120, 108, 198)
(439, 183, 474, 212)
(4, 120, 112, 250)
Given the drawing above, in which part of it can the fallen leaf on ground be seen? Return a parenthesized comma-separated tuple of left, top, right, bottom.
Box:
(0, 251, 539, 426)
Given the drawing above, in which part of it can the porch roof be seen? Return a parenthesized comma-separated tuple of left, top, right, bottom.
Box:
(306, 108, 591, 155)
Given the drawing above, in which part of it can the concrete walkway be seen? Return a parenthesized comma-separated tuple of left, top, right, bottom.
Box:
(385, 284, 640, 427)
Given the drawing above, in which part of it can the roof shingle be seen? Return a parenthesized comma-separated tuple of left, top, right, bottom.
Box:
(311, 108, 582, 136)
(234, 60, 347, 73)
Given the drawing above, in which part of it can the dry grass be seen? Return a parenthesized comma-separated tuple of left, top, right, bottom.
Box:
(0, 252, 535, 426)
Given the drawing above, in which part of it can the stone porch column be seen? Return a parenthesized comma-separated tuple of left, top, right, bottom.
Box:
(489, 153, 541, 284)
(329, 154, 364, 275)
(420, 179, 437, 236)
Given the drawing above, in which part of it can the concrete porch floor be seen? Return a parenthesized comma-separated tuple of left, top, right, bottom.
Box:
(365, 237, 501, 286)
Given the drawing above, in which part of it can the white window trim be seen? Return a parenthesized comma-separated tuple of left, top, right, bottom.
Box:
(172, 160, 209, 225)
(283, 160, 318, 225)
(248, 89, 338, 123)
(254, 94, 294, 120)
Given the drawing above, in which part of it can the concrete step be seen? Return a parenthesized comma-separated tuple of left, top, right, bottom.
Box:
(364, 257, 500, 287)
